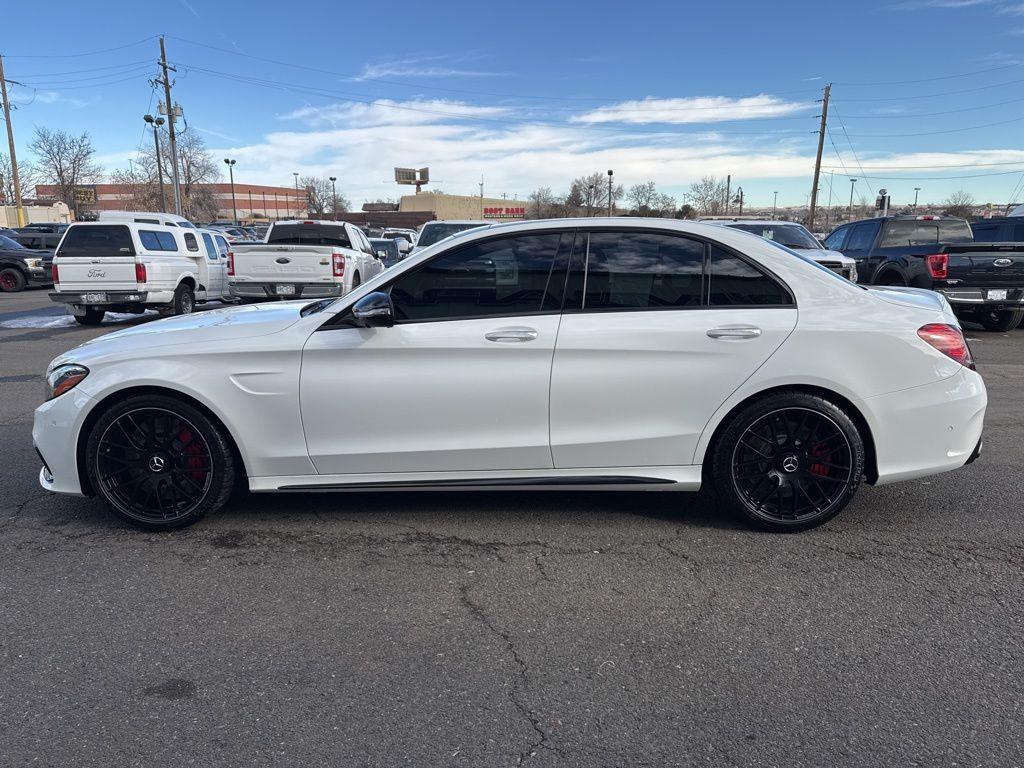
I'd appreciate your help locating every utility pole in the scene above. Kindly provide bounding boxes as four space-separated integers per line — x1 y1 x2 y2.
144 115 167 213
725 174 731 215
735 187 744 216
247 189 253 222
224 159 237 224
772 191 778 220
261 190 267 220
157 36 183 216
607 169 614 216
479 175 484 218
848 177 857 223
808 82 831 231
0 55 26 226
913 187 921 210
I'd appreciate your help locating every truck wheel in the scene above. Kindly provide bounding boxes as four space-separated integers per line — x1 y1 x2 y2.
75 307 106 326
979 308 1024 332
0 268 26 292
351 272 361 289
172 284 195 316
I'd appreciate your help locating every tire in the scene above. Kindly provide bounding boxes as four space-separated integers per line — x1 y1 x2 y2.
74 307 106 325
351 272 361 290
978 308 1024 332
84 394 236 530
710 391 865 532
0 267 26 292
172 284 195 316
874 272 905 287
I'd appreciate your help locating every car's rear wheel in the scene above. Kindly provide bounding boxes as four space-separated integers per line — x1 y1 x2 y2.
711 392 865 532
978 308 1024 332
74 307 106 325
85 395 236 530
172 284 195 316
0 267 26 292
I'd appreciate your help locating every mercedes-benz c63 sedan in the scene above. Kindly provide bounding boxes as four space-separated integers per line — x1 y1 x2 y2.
33 219 986 532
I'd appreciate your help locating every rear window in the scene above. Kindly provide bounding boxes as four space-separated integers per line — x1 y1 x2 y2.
56 225 135 258
417 223 485 248
727 223 821 249
267 223 351 248
139 230 179 251
880 219 973 247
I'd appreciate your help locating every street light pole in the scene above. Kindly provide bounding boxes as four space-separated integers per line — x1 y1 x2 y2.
848 178 857 222
913 187 921 210
247 189 253 223
329 176 337 220
144 114 167 213
607 170 614 216
223 158 237 225
772 191 778 220
587 183 595 217
293 172 300 217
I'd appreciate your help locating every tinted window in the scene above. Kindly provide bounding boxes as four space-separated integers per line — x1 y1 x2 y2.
390 233 565 322
845 223 877 251
824 227 848 250
880 219 972 247
572 231 704 310
728 223 821 249
215 236 229 257
267 222 351 248
0 234 25 249
184 232 200 252
201 233 218 260
370 239 401 267
139 230 179 251
417 223 486 248
708 245 791 306
1013 223 1024 242
56 225 135 258
971 222 1000 243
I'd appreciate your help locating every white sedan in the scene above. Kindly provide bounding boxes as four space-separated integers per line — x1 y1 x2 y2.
33 219 986 532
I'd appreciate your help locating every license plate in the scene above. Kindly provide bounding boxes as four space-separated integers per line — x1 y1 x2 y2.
276 284 296 295
988 289 1008 300
82 292 107 303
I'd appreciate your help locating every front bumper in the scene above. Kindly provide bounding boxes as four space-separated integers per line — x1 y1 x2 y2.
32 387 97 496
229 282 345 299
937 287 1024 307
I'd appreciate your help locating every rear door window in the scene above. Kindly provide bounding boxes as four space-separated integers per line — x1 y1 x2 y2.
138 230 179 251
56 225 135 258
824 227 848 250
201 233 218 260
845 223 877 251
707 245 792 306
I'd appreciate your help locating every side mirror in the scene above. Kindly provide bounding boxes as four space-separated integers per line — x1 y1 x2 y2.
351 291 394 328
396 240 411 254
376 250 388 259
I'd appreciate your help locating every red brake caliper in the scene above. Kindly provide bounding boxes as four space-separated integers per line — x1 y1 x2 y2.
178 425 207 483
809 442 830 478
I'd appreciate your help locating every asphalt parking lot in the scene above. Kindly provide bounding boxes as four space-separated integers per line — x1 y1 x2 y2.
2 288 1023 767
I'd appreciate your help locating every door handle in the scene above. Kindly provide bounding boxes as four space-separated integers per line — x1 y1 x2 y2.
485 328 538 343
706 325 762 340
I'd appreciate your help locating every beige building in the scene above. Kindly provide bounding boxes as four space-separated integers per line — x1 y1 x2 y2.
399 191 529 221
2 201 72 228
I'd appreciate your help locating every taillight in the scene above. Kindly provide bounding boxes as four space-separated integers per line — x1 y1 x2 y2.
918 323 975 370
227 251 234 276
51 263 59 284
332 252 345 277
135 262 147 283
926 254 948 279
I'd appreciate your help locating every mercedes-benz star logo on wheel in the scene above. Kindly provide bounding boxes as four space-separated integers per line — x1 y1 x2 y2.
148 456 166 473
782 455 800 473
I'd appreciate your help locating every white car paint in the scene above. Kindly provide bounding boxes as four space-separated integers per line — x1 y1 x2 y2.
34 218 986 521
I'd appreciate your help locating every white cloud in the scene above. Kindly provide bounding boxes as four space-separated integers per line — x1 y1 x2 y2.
355 55 503 81
571 96 814 125
281 99 510 128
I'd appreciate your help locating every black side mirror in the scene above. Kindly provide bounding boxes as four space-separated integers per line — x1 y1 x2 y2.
352 291 394 328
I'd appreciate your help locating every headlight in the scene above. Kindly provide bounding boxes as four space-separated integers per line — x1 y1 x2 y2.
24 258 43 269
45 364 89 401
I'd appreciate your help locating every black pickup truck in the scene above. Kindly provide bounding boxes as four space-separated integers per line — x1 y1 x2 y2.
824 214 1024 330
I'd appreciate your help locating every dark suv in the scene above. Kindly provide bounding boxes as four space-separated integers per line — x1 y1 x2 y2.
969 217 1024 243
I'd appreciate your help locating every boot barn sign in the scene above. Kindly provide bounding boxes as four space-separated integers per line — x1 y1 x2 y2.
482 206 526 219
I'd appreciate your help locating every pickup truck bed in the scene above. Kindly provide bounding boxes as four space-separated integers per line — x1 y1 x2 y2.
930 242 1024 330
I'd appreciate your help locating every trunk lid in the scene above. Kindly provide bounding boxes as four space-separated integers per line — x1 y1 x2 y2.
230 244 336 285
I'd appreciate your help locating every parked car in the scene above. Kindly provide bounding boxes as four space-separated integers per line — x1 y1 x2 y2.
968 217 1024 244
16 222 69 235
714 220 857 281
228 219 385 300
381 228 417 256
412 220 488 252
369 237 403 268
10 231 63 254
34 219 985 532
49 221 232 324
825 215 1023 331
0 234 52 292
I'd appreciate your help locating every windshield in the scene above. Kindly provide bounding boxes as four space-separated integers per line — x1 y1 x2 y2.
728 223 821 249
416 222 485 248
268 222 351 248
0 235 25 250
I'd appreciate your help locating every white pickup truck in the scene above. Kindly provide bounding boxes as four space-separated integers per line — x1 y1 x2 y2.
228 220 384 301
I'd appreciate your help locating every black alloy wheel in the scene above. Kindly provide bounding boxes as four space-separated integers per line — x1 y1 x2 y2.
712 393 865 531
86 396 236 529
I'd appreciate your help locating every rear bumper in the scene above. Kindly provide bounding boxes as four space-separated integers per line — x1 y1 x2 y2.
50 290 150 306
868 368 987 485
937 287 1024 307
229 281 345 299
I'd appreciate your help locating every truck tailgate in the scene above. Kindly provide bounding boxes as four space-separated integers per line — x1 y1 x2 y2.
946 243 1024 286
55 255 137 291
230 245 334 284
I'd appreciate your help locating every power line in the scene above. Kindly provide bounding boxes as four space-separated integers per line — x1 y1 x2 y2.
833 62 1019 86
11 59 153 78
18 63 158 87
821 158 1024 170
838 77 1024 102
2 36 158 59
834 94 1024 119
842 114 1024 137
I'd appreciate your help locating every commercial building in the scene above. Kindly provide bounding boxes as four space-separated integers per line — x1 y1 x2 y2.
1 201 71 227
34 183 308 221
399 191 529 221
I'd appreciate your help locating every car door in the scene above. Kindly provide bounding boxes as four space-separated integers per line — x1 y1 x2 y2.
201 232 225 297
841 221 880 279
549 229 797 469
300 230 572 476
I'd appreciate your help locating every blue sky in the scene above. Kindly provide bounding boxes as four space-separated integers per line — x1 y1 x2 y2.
4 0 1024 209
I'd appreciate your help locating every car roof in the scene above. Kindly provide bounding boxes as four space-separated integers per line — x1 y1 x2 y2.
424 220 489 225
718 220 806 227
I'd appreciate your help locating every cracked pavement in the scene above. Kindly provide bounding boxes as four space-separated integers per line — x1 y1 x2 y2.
2 290 1023 767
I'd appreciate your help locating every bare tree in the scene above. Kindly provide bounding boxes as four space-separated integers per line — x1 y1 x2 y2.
565 171 624 216
133 130 220 220
109 165 163 212
626 181 676 217
28 127 102 216
527 186 558 219
299 176 333 217
942 189 976 219
687 176 728 216
0 152 40 204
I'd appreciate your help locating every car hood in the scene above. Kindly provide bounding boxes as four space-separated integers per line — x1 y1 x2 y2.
794 248 854 264
57 301 309 364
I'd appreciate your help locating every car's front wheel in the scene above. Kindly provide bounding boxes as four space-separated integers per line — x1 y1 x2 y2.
711 392 865 532
0 267 26 292
85 394 236 530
